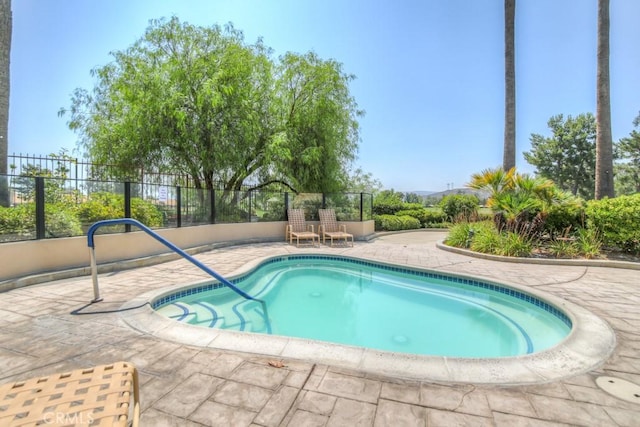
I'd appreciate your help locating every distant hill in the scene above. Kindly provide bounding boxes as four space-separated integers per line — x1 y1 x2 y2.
409 188 490 202
408 190 436 196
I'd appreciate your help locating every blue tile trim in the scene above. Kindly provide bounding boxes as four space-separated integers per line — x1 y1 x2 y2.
152 254 572 329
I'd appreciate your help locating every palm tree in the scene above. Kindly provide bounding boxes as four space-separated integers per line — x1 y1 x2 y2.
468 167 570 237
0 0 10 207
595 0 614 199
503 0 516 171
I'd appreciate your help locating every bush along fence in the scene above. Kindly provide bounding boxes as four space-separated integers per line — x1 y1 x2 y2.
0 174 373 243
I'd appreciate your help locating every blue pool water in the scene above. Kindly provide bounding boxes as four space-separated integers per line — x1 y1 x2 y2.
154 255 571 358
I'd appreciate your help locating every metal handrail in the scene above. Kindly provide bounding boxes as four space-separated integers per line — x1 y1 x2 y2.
86 218 271 333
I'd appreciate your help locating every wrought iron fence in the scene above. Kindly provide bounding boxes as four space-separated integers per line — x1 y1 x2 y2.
7 153 200 186
0 173 372 243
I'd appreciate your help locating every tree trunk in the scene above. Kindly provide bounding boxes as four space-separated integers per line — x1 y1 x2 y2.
595 0 614 199
0 0 11 207
503 0 516 171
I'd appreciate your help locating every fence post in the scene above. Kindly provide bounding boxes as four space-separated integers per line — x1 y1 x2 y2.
322 193 326 209
176 186 182 228
248 190 252 222
210 188 216 224
360 193 364 222
35 177 45 239
284 192 289 219
124 182 132 232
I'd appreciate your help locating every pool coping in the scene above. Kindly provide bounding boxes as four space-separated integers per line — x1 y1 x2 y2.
119 253 616 385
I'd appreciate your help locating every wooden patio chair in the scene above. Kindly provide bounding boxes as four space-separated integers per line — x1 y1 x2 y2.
318 209 354 247
286 209 319 247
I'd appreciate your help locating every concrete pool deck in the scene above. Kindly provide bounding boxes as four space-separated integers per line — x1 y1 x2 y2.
1 231 639 425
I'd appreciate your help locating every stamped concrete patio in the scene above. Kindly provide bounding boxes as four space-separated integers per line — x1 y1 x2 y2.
0 231 638 426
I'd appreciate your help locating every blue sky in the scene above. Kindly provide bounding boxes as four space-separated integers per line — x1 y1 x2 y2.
8 0 640 192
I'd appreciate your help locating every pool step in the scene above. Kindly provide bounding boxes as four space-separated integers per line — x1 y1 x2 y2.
157 302 224 328
157 300 270 333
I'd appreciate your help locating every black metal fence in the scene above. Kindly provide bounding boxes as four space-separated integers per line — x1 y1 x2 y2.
0 173 373 243
7 153 198 187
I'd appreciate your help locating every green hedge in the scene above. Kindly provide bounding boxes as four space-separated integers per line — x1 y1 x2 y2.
586 194 640 254
396 208 446 227
439 194 479 222
0 203 83 240
0 204 35 239
76 192 163 227
45 204 83 237
374 214 421 231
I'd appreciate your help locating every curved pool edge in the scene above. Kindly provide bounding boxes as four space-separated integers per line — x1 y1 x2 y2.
118 254 617 385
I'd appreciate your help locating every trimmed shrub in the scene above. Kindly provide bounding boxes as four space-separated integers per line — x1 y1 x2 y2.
439 194 479 222
0 204 35 240
544 201 585 238
586 194 640 254
372 191 405 215
374 214 421 231
396 207 446 228
77 192 163 228
45 205 83 238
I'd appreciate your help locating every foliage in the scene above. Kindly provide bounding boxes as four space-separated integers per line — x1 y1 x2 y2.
372 190 405 215
468 222 502 254
523 113 596 199
403 193 423 204
543 198 585 238
614 113 640 195
45 204 83 237
586 194 640 254
576 228 602 258
396 207 445 228
0 202 82 240
76 192 163 227
496 232 533 257
468 167 578 239
438 194 478 222
12 151 79 204
374 214 421 231
544 227 602 260
61 17 362 195
444 222 476 248
547 239 579 258
0 204 35 239
447 221 532 257
345 167 382 194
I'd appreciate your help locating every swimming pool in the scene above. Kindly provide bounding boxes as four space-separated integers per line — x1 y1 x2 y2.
154 255 571 358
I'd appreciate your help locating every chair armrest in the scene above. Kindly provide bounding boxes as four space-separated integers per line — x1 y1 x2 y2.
340 224 347 233
318 224 325 234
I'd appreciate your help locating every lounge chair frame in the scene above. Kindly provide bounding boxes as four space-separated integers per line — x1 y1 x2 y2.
319 209 354 247
286 209 319 247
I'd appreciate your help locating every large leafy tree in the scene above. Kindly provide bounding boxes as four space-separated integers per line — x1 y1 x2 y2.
0 0 10 207
61 17 362 196
595 0 614 199
270 52 361 193
614 113 640 194
524 113 596 199
503 0 516 171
